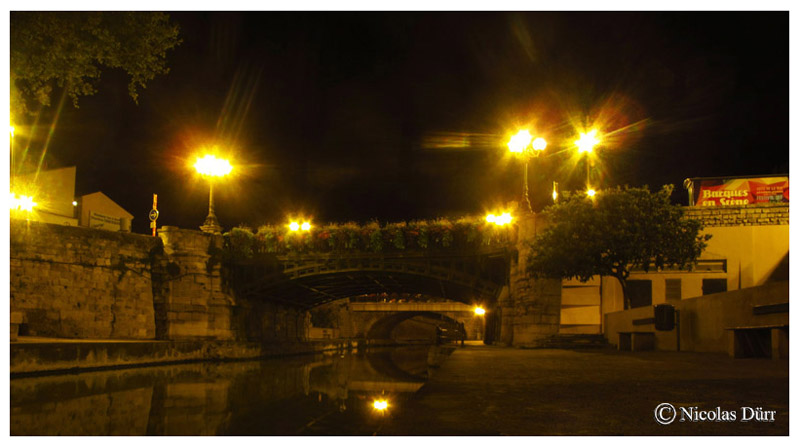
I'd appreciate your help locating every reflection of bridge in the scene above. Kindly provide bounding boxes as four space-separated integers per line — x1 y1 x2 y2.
230 250 512 309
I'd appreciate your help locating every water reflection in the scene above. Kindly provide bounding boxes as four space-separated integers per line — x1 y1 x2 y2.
11 345 451 435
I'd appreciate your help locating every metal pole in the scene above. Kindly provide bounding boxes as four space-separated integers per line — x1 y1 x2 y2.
208 181 216 219
676 309 681 352
523 159 532 213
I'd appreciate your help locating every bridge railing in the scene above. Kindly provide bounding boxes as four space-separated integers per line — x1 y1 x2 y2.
225 217 517 260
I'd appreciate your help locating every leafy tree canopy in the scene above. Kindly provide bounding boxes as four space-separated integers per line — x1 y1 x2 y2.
11 12 181 116
527 185 711 308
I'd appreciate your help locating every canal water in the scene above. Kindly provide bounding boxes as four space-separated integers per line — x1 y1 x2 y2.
10 345 453 435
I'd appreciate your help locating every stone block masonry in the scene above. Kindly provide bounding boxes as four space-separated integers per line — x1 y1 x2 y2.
685 203 788 227
10 220 310 346
497 213 562 347
10 219 159 339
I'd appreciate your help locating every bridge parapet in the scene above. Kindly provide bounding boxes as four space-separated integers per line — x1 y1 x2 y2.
349 302 474 312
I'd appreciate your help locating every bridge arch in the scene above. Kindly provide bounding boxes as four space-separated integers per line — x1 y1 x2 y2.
365 311 464 340
230 251 511 309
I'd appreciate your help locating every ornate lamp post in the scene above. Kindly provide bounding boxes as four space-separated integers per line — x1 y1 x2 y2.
508 130 547 213
193 154 233 234
575 129 601 194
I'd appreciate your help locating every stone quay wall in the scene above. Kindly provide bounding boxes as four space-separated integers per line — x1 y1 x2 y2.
685 203 789 227
10 219 160 339
9 221 309 345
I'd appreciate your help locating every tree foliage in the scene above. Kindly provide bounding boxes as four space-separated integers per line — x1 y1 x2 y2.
527 185 711 309
11 12 181 116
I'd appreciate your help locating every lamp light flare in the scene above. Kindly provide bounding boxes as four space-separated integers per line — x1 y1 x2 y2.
474 306 486 316
373 400 389 411
288 221 300 232
486 212 512 226
507 130 533 153
10 125 15 138
532 137 547 151
301 222 311 231
194 155 233 177
575 129 600 154
587 188 597 198
10 193 36 212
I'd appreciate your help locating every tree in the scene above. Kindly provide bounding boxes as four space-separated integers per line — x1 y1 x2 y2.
527 185 711 309
11 12 181 117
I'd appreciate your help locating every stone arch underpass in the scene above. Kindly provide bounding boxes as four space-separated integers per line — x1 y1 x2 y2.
362 311 466 340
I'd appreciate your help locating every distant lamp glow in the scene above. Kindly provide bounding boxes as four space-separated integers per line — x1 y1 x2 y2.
507 130 532 153
288 221 300 232
474 306 486 316
72 200 78 207
586 188 596 198
373 400 389 411
575 130 600 154
552 181 559 202
301 221 311 231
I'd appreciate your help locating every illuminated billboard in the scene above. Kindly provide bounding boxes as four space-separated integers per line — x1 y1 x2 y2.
685 176 789 206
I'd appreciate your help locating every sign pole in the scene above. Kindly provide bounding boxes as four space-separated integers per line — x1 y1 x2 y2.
150 194 159 237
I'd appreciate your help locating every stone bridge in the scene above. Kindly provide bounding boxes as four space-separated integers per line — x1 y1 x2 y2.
10 215 562 348
331 301 484 341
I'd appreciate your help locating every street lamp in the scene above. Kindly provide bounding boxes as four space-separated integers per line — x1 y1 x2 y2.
193 154 233 234
575 129 601 191
288 220 312 232
508 130 547 213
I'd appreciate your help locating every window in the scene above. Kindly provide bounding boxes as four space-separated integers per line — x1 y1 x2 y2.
702 278 728 295
627 280 652 308
665 279 681 301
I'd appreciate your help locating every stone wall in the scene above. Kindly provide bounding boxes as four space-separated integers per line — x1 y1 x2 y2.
604 280 788 353
498 213 562 347
685 203 789 227
9 221 310 344
10 219 159 339
156 226 235 340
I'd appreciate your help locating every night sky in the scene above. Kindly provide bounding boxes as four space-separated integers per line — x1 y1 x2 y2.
13 12 789 234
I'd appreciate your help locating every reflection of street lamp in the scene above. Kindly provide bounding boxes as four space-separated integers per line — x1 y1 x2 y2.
194 154 233 234
508 130 547 213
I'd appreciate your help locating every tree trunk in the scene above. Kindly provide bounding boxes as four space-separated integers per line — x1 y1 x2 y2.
615 276 631 310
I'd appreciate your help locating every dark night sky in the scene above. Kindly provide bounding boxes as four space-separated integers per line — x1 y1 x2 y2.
15 12 789 234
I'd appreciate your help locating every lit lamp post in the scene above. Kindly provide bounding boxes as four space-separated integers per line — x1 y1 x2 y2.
508 130 547 213
575 129 601 197
194 154 233 234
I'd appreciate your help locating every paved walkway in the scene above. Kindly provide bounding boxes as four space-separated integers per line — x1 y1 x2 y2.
380 345 789 435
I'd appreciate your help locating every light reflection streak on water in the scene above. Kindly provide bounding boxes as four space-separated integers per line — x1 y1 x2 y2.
10 345 449 436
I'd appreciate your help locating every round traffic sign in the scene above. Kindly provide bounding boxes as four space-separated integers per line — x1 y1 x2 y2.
149 209 159 221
